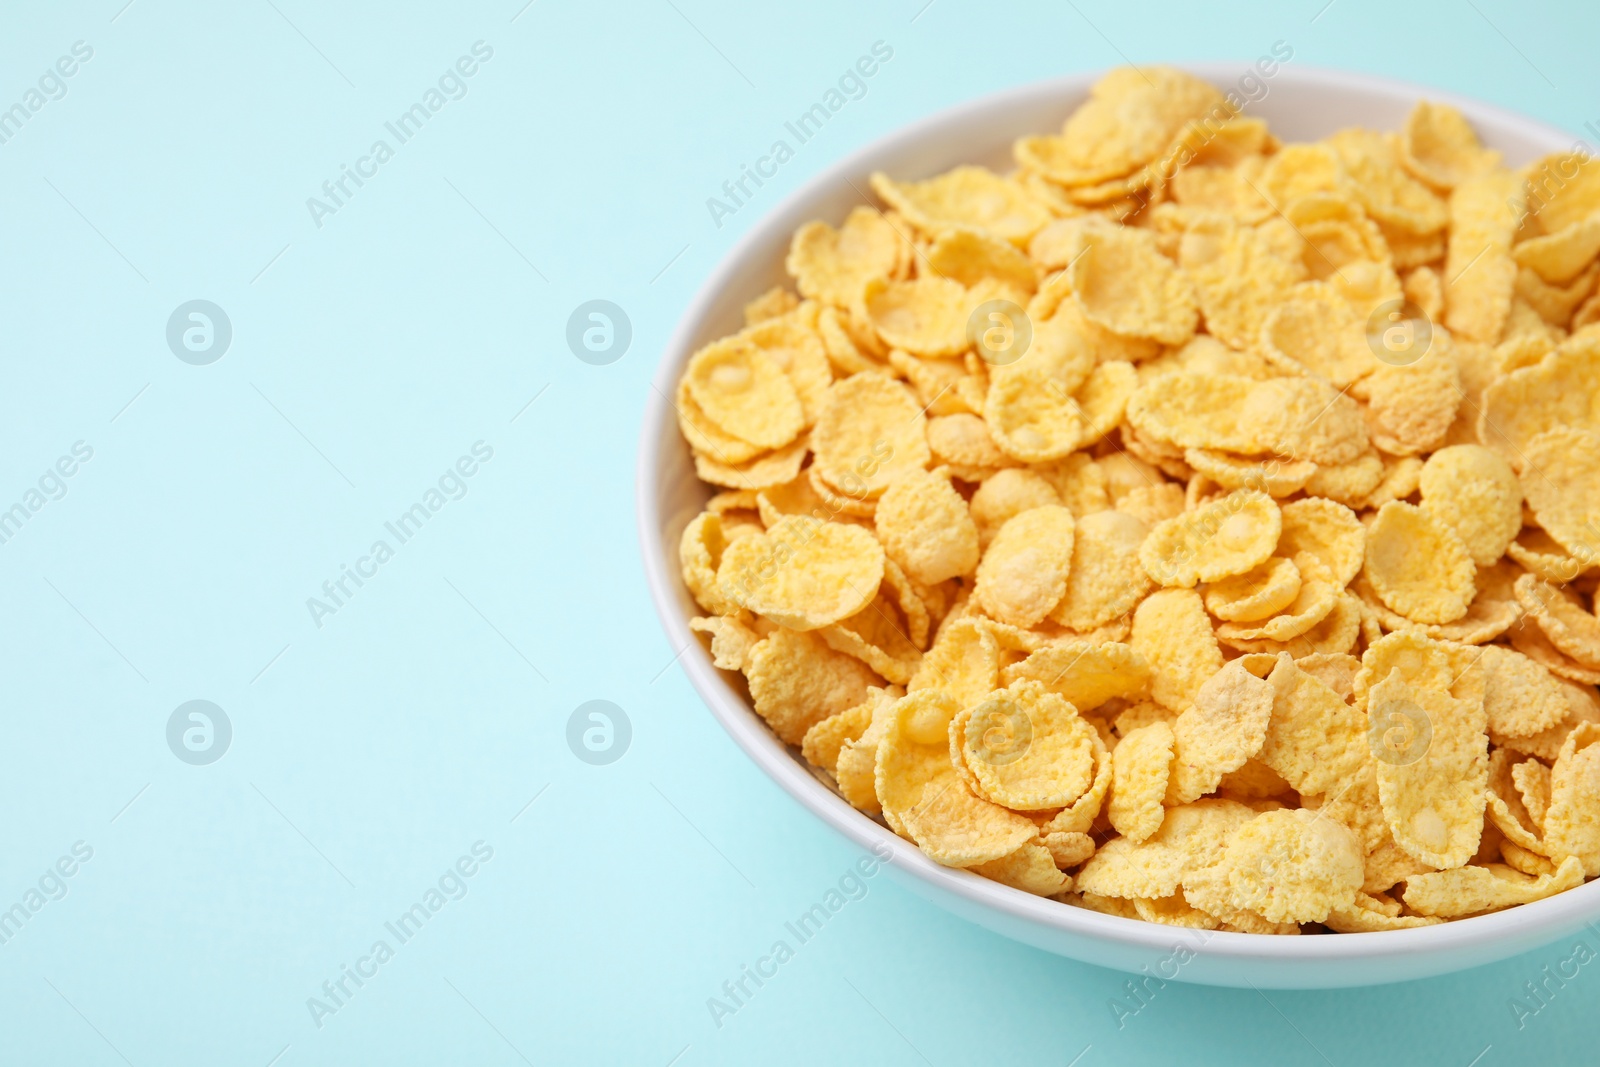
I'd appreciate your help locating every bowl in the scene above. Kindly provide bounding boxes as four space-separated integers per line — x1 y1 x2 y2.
636 63 1595 988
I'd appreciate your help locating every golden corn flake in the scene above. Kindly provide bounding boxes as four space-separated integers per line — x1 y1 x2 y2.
819 591 921 686
968 468 1061 547
676 378 768 466
1131 891 1221 930
970 840 1071 896
787 206 908 307
1524 153 1600 233
1166 660 1275 805
861 275 972 358
1544 723 1600 875
956 681 1098 810
1368 669 1489 869
1327 127 1449 236
811 372 931 499
925 412 1008 471
1205 556 1301 622
1074 833 1186 900
817 304 884 375
1354 629 1470 705
1507 527 1593 585
1082 797 1255 901
1514 757 1553 830
744 285 802 326
1044 830 1096 869
1258 653 1370 798
1362 502 1477 625
1042 731 1113 835
1110 721 1175 844
926 227 1038 293
1147 333 1277 382
870 165 1052 247
1515 575 1600 671
1215 559 1337 643
801 695 878 774
1481 338 1600 465
973 505 1076 628
885 348 970 418
1352 352 1462 458
1403 856 1585 917
1444 171 1522 343
983 322 1097 461
1127 372 1368 465
684 337 806 449
1417 444 1522 566
1277 498 1366 587
1365 455 1426 511
717 515 884 629
875 469 980 586
1178 215 1307 351
1516 264 1600 336
877 690 1039 865
1480 644 1572 739
693 434 810 491
1001 641 1153 712
1074 360 1139 447
680 510 741 616
1132 589 1224 712
1485 748 1546 854
1257 142 1346 210
834 686 899 813
1050 509 1152 631
1140 488 1281 588
1224 808 1364 923
1183 448 1316 497
1325 893 1443 932
908 617 1000 710
1016 67 1226 188
1399 101 1502 190
1221 590 1364 658
689 613 761 672
1302 450 1385 508
746 628 882 745
1078 797 1251 904
1520 426 1600 566
1068 225 1198 344
1118 481 1188 530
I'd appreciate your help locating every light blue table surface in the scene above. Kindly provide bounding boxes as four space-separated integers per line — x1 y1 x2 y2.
3 1 1598 1063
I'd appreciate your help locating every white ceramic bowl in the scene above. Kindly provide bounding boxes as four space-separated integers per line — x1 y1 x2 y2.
637 64 1596 988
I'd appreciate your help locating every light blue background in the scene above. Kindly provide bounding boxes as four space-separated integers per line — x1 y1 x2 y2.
2 1 1597 1063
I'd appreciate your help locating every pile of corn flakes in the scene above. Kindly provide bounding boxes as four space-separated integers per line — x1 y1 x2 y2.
675 67 1600 933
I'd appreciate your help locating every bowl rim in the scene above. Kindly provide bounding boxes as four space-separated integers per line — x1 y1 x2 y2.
637 62 1600 968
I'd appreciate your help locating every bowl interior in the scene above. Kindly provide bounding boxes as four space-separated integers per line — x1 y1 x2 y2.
638 64 1596 987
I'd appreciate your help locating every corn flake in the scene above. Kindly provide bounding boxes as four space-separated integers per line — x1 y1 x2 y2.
1224 808 1364 923
1110 721 1175 844
1165 660 1275 805
1001 641 1153 712
787 206 909 307
718 515 885 629
1140 488 1281 588
811 372 932 499
746 628 883 745
1050 509 1152 630
1544 723 1600 875
1368 668 1489 869
871 166 1052 247
956 681 1098 811
1363 502 1477 625
973 505 1076 627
